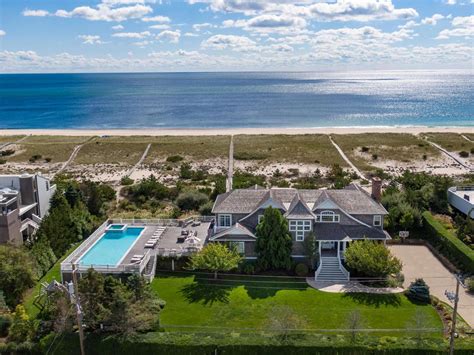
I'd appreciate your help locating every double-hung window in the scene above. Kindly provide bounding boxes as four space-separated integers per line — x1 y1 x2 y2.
218 214 231 227
373 215 382 227
258 215 264 224
234 242 245 254
289 220 311 241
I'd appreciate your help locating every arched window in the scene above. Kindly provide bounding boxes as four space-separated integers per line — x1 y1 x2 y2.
316 210 340 223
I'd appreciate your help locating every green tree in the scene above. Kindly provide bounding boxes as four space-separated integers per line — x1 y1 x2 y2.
0 246 35 308
176 190 209 211
255 207 293 270
303 232 318 268
188 243 242 279
344 239 402 278
8 305 33 343
78 269 110 330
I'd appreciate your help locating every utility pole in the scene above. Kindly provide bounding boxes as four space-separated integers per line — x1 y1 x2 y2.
445 277 460 355
71 264 86 355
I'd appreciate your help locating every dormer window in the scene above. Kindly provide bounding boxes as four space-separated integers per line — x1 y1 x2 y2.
218 214 231 227
373 215 382 227
316 210 340 223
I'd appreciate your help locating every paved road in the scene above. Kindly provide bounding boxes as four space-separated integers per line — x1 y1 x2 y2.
328 135 366 180
389 245 474 328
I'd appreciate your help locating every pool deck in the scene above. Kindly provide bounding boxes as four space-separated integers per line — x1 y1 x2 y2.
121 226 160 264
157 222 212 253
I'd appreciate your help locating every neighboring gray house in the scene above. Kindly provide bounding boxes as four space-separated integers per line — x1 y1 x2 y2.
448 186 474 218
0 174 56 245
210 178 389 281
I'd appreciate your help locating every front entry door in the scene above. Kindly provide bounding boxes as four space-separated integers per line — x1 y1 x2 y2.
321 241 336 250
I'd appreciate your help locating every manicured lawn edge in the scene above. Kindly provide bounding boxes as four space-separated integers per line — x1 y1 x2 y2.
38 332 474 355
421 212 474 273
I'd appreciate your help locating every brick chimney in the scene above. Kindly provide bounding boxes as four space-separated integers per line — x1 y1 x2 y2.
371 177 382 202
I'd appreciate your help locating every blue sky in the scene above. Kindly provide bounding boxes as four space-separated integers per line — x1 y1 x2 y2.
0 0 472 72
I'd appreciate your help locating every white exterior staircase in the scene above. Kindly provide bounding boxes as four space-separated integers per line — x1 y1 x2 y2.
315 256 350 282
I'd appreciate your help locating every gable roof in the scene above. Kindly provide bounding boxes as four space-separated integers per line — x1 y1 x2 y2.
285 192 315 219
313 223 389 241
209 223 256 241
212 186 387 216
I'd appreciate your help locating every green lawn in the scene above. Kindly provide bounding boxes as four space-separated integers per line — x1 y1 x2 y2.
152 272 442 336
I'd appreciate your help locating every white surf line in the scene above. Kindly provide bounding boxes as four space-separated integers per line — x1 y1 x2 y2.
120 143 152 184
461 134 473 143
328 135 366 180
55 137 95 176
0 135 30 150
226 135 234 192
424 138 473 172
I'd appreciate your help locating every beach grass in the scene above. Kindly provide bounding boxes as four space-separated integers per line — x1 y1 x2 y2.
0 135 25 144
331 133 440 172
152 272 442 337
463 133 474 141
422 133 474 153
5 142 78 163
233 134 347 166
74 137 149 165
22 135 91 144
145 135 231 163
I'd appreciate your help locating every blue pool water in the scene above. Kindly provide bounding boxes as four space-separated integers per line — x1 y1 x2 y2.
79 226 144 267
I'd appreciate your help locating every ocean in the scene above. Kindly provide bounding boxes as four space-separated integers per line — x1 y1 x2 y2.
0 70 472 129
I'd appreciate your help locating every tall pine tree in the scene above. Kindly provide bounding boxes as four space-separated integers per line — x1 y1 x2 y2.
255 207 293 270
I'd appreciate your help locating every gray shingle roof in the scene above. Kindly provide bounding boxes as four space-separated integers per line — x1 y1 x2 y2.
212 187 387 215
313 223 388 241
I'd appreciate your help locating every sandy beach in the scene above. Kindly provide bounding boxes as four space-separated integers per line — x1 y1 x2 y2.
0 126 473 137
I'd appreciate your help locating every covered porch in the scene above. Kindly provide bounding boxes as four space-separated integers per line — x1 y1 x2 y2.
318 237 352 259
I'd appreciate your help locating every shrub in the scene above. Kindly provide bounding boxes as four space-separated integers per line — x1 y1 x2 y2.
176 191 209 211
471 147 474 154
422 154 427 161
188 243 242 279
241 262 255 275
294 263 309 276
198 201 213 216
406 278 430 303
360 146 370 153
120 176 134 186
371 154 378 160
422 211 474 273
179 163 193 179
0 314 11 337
467 278 474 293
233 152 268 160
45 157 52 163
166 155 184 163
0 149 15 157
459 151 469 158
344 240 402 278
0 159 6 165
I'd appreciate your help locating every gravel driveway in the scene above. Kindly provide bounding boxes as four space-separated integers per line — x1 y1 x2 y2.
389 245 474 328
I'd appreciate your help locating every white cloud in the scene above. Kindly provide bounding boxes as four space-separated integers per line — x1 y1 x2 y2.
201 34 257 51
112 24 124 30
78 35 103 45
53 4 152 22
102 0 156 5
156 30 181 43
191 0 418 22
184 32 200 37
22 9 50 17
142 15 171 23
421 14 444 25
149 24 170 30
223 14 307 34
192 23 213 31
436 15 474 39
112 31 151 38
133 40 152 47
0 30 5 37
445 0 456 5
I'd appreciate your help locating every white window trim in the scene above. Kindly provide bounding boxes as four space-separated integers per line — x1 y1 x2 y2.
289 220 311 242
218 214 232 228
315 210 340 223
373 215 382 227
258 215 264 223
235 241 245 254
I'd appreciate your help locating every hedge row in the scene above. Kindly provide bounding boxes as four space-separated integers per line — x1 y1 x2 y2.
421 211 474 273
38 333 474 355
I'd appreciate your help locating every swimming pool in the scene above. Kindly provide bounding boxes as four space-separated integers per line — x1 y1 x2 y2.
79 225 144 267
